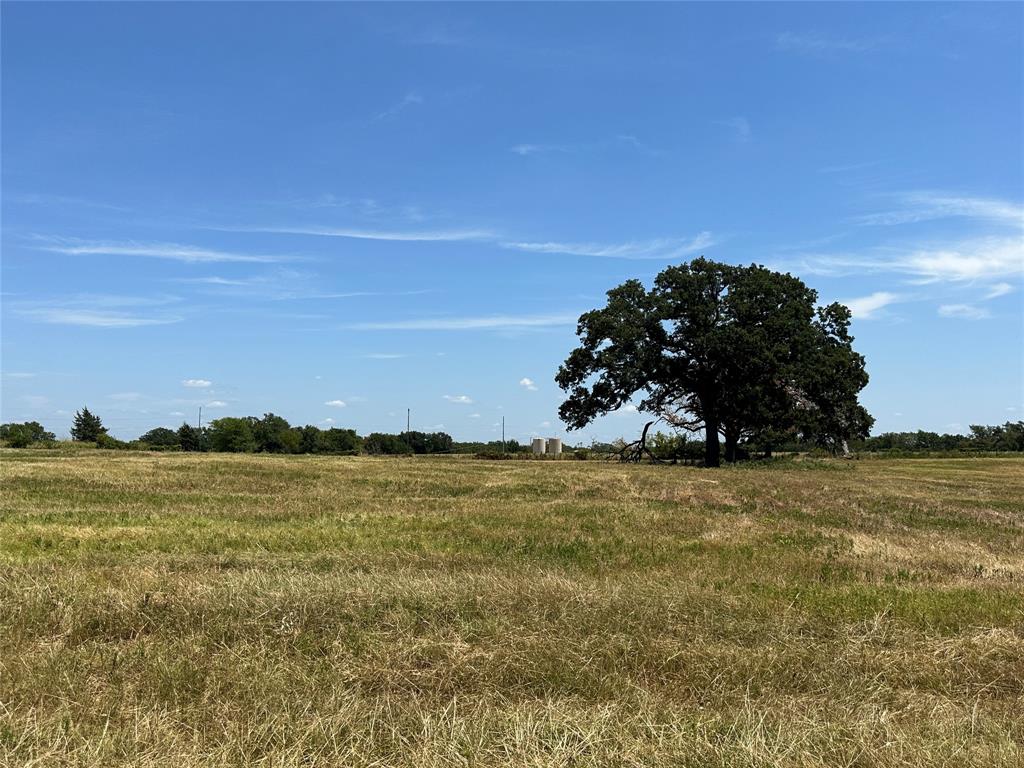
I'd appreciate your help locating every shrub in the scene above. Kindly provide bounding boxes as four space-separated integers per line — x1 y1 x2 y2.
96 433 129 450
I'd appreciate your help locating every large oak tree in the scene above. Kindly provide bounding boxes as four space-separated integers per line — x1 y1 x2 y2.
556 258 872 467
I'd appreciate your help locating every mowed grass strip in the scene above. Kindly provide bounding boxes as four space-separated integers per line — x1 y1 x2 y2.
0 451 1021 766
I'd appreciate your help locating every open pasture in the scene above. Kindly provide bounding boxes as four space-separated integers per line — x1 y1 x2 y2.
0 451 1021 766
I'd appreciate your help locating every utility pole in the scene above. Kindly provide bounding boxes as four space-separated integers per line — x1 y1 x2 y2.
501 416 505 456
198 406 202 431
405 408 411 451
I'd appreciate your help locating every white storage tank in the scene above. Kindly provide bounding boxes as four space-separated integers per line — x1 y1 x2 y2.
546 438 562 456
532 437 547 455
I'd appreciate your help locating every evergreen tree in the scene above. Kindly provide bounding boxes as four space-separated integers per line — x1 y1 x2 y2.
70 407 107 442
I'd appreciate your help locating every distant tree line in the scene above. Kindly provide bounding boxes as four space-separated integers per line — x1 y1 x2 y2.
595 423 1024 462
2 409 1021 458
0 408 511 455
853 424 1024 453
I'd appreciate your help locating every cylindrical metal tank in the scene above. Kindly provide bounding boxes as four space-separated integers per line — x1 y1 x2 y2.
532 437 547 455
546 438 563 455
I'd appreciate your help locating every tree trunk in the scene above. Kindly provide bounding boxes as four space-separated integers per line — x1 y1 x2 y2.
704 417 721 467
724 431 738 463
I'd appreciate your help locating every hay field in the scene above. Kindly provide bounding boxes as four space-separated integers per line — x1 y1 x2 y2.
0 450 1021 767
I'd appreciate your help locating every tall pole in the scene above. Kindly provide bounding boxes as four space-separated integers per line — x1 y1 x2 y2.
198 406 202 431
502 416 505 455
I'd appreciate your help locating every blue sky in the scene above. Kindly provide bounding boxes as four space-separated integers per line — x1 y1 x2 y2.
2 2 1022 442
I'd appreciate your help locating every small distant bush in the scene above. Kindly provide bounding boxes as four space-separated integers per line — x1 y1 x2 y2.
96 433 129 450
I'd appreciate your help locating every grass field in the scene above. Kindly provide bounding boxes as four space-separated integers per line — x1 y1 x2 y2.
0 450 1021 767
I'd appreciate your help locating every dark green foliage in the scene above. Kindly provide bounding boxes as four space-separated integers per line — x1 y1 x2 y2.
361 431 452 455
207 418 257 453
177 423 207 452
251 413 301 454
70 407 106 442
405 430 454 454
363 433 414 455
318 427 363 454
0 421 55 447
138 427 180 448
95 433 129 450
855 422 1024 454
968 422 1024 452
557 258 872 467
452 440 527 454
297 425 363 454
646 432 706 463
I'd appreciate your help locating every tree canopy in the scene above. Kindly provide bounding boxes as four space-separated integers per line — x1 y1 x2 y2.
70 407 107 442
556 258 873 467
0 421 55 448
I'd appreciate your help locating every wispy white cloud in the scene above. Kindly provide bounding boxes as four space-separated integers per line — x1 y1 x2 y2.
443 394 473 404
715 117 751 143
13 294 184 328
856 192 1024 227
205 400 228 408
791 236 1024 284
519 377 538 391
182 379 212 388
9 192 129 211
985 282 1015 299
174 270 432 302
511 143 571 156
502 231 715 260
817 160 882 174
374 91 424 121
346 313 577 331
325 399 347 408
108 392 143 401
938 304 991 320
35 237 288 263
468 413 481 418
776 31 880 54
219 224 493 243
510 135 663 157
898 237 1023 283
3 372 36 379
17 308 182 328
841 291 902 319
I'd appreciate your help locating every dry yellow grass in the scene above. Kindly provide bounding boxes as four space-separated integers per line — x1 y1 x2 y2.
0 450 1021 766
